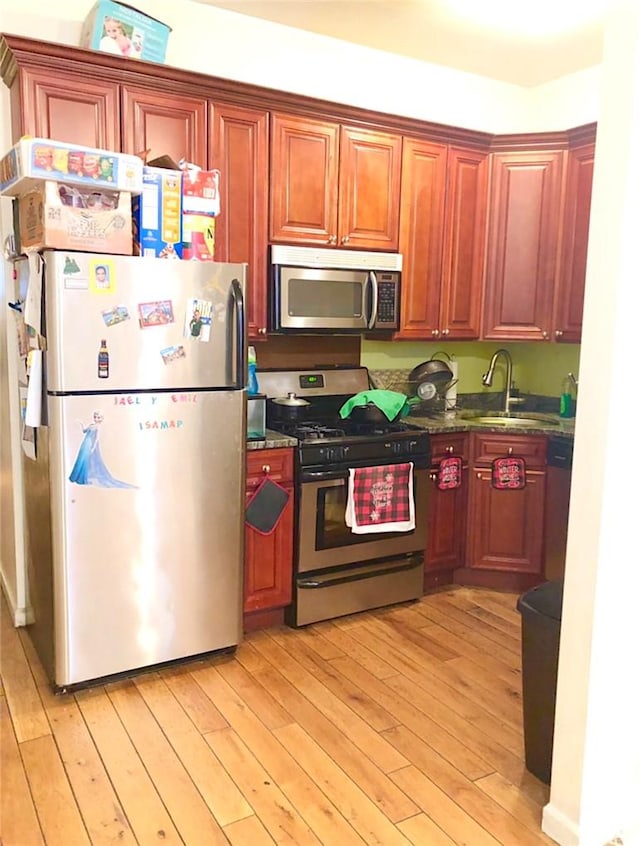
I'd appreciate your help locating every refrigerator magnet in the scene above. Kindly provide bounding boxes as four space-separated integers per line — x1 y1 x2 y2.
101 305 130 327
138 300 175 328
89 258 116 294
184 297 213 342
160 345 186 365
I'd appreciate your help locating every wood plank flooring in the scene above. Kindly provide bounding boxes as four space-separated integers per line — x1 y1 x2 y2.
0 586 556 846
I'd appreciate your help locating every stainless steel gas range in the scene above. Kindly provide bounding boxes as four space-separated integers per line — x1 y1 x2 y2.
259 367 431 627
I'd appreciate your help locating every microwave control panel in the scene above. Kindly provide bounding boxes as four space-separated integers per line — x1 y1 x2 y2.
376 274 399 328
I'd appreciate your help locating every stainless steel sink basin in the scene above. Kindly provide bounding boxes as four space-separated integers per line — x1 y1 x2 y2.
460 412 559 428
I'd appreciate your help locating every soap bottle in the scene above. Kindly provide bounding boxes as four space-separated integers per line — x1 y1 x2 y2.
559 373 576 418
247 345 259 395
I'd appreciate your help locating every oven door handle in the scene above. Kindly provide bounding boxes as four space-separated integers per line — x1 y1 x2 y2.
298 555 423 589
300 471 347 484
366 270 378 329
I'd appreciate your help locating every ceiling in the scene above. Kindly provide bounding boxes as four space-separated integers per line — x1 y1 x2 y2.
197 0 605 87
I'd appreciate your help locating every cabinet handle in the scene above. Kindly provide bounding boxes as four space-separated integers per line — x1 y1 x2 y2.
258 327 267 335
442 328 450 336
341 235 350 245
328 235 337 245
262 464 271 474
542 330 549 339
555 329 563 338
507 447 513 456
429 472 438 481
477 472 483 479
446 445 453 454
431 329 440 337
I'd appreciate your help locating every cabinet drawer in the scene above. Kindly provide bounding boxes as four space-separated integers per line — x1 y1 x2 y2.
430 433 469 464
246 448 294 487
471 433 546 469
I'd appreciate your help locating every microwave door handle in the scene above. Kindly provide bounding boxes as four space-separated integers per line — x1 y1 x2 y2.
367 270 378 329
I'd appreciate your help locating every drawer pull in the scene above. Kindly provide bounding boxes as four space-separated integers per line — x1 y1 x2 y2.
446 445 453 454
262 464 271 474
507 447 513 456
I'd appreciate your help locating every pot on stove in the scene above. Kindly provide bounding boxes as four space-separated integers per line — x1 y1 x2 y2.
269 392 311 424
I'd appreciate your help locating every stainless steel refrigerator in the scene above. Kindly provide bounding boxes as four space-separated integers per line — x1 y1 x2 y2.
22 251 247 689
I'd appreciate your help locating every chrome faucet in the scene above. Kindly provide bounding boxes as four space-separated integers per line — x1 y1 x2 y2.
482 349 521 413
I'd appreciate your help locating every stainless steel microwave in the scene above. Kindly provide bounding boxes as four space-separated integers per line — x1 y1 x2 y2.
270 245 402 333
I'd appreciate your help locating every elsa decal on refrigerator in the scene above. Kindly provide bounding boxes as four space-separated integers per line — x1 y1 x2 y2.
69 411 137 489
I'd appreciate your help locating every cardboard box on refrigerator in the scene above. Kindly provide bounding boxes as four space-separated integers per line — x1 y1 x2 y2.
182 167 220 261
80 0 171 64
132 165 183 258
16 180 133 255
0 137 143 196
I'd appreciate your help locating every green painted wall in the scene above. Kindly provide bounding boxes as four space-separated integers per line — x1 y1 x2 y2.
361 339 581 397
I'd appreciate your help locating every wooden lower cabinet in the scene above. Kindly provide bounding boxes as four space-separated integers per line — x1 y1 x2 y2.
459 433 547 590
424 433 469 588
244 448 294 630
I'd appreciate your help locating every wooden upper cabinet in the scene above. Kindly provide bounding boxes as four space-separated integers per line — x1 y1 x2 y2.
554 142 595 343
440 147 488 340
270 113 339 244
338 125 402 250
396 142 487 341
396 138 447 340
15 68 120 149
483 150 565 341
209 102 269 341
269 113 401 250
121 85 207 164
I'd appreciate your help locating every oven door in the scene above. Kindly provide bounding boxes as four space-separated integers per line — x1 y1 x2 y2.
297 464 428 575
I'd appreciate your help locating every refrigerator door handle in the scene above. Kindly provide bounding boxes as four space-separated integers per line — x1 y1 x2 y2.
229 277 246 389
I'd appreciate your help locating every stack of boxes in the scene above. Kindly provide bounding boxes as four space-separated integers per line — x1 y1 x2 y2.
131 155 220 260
0 137 143 255
0 138 221 262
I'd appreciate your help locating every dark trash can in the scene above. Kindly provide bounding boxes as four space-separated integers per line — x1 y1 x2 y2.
516 579 564 784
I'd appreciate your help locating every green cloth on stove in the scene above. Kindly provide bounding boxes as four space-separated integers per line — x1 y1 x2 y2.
339 390 410 421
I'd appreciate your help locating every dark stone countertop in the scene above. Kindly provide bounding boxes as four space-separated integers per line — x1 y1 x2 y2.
246 414 574 449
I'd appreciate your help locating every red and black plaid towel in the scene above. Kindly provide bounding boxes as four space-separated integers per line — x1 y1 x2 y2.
437 456 462 490
492 456 526 490
345 462 415 534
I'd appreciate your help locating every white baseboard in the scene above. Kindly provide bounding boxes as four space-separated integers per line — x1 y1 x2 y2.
543 802 640 846
543 803 580 846
0 568 32 626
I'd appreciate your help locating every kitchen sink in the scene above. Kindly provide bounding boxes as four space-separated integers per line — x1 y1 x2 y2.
459 412 560 428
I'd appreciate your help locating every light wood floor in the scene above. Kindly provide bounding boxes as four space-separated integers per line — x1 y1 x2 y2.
1 586 556 846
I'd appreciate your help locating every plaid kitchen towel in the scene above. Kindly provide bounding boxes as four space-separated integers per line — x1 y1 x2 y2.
345 462 415 534
437 455 462 490
492 456 526 490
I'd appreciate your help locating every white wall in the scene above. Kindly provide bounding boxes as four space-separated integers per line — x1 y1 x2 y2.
0 0 599 133
542 2 640 843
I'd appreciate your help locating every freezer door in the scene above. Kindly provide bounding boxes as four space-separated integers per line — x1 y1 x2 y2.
43 252 246 392
47 391 245 687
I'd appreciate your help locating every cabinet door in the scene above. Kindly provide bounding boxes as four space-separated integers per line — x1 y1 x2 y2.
440 147 488 340
210 103 269 341
554 143 595 343
396 138 447 340
426 471 468 572
483 151 565 341
121 86 207 164
244 487 294 612
339 126 402 250
17 68 120 148
244 449 294 613
270 113 339 245
426 433 469 573
467 469 545 574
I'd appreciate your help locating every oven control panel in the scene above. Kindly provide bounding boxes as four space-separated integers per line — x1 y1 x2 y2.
299 432 431 470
